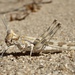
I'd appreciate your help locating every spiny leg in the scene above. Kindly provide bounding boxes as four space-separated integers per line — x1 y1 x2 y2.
36 23 61 49
30 44 34 57
33 20 58 45
42 23 61 47
33 20 57 46
44 23 61 41
33 20 61 50
40 19 57 39
48 23 61 41
41 23 61 45
42 20 59 40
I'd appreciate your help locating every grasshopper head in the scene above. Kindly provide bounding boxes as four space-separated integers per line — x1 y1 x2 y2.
5 29 19 46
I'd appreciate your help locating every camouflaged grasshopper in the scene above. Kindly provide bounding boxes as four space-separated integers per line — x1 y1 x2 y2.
1 15 75 57
0 15 61 57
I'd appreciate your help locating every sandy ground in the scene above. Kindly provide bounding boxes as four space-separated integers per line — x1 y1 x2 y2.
0 0 75 75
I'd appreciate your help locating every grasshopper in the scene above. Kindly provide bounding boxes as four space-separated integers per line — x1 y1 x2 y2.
2 16 75 57
0 15 61 58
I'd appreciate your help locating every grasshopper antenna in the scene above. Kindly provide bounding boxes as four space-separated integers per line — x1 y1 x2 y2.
0 15 9 58
1 15 9 32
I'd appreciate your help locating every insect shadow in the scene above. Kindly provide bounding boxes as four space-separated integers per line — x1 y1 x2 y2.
0 51 40 58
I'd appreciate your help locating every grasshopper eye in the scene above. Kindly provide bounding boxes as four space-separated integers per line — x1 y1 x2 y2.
5 29 19 46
